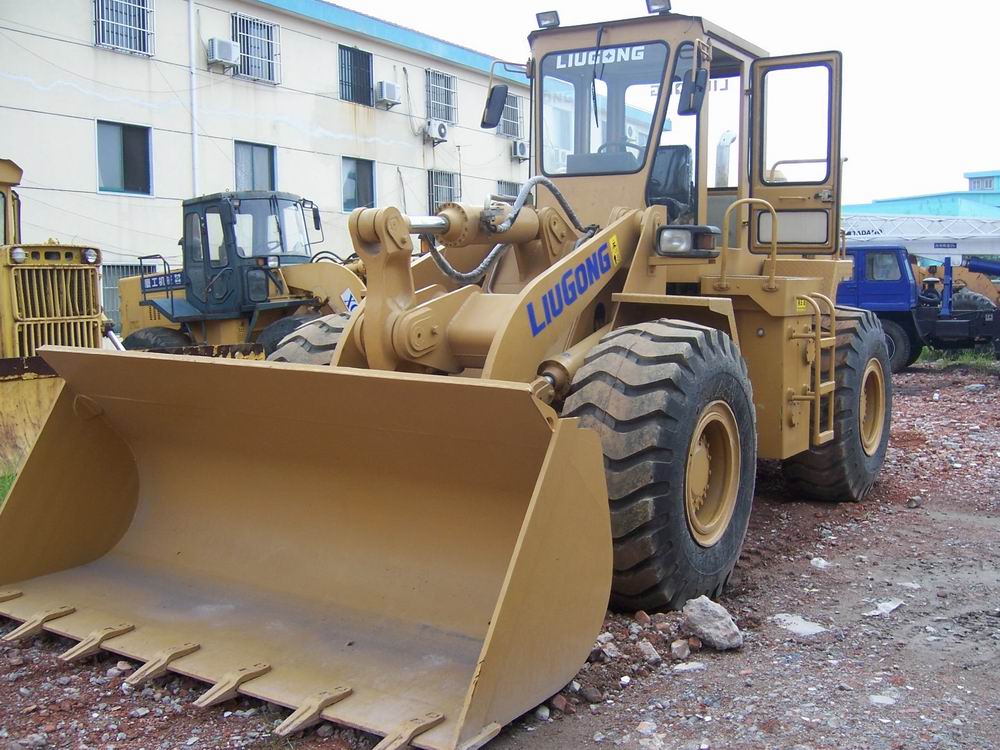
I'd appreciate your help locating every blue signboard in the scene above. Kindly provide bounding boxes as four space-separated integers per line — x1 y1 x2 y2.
141 271 185 292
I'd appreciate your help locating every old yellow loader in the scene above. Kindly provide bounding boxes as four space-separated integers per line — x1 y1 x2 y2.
0 10 891 750
0 159 106 473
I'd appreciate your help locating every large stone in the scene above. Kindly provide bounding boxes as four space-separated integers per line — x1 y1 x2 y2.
638 639 662 665
680 596 743 650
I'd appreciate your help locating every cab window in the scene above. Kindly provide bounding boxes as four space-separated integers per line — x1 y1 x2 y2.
205 209 226 266
866 252 901 281
185 212 203 262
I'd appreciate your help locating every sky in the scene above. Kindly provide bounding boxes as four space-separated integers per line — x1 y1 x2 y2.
335 0 1000 205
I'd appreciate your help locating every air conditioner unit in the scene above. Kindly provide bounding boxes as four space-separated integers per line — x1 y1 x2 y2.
626 124 637 141
511 140 530 162
207 38 240 68
424 119 449 144
375 80 400 108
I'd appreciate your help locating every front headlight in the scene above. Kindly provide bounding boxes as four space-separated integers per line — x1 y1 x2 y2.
656 229 693 256
83 248 99 264
10 247 26 264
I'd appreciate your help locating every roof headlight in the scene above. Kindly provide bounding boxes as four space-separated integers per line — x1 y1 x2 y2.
10 247 26 264
83 248 99 264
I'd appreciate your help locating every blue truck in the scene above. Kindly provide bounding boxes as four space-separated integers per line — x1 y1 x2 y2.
838 245 1000 372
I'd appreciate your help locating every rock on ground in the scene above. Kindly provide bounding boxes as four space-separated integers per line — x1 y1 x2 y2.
680 595 743 649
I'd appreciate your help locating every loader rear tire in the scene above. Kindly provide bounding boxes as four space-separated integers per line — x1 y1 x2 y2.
952 289 996 312
781 309 892 503
563 320 756 612
122 326 191 351
267 312 350 365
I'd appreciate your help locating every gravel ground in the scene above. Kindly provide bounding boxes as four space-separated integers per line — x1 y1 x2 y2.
2 363 999 750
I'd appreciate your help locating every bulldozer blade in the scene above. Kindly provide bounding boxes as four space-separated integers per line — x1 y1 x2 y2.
0 357 62 474
0 347 612 750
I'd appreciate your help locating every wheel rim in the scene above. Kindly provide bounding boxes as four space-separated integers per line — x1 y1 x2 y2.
859 357 886 456
684 401 740 548
883 332 896 361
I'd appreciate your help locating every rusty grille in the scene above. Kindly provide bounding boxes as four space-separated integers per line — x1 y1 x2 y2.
15 320 103 357
12 266 100 320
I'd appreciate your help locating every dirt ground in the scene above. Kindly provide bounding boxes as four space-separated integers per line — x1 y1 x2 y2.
2 364 998 750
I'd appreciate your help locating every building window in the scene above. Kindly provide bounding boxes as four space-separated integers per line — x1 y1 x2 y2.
339 46 373 106
231 13 280 83
496 180 523 201
970 177 995 191
97 121 151 194
343 158 374 211
428 170 460 212
95 0 154 56
235 141 275 191
499 94 524 139
426 70 457 123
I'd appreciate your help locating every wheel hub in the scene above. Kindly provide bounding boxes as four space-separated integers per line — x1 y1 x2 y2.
859 357 886 456
684 401 741 548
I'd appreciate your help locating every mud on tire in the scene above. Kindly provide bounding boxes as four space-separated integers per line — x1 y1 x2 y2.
782 308 892 502
267 312 350 365
563 320 756 612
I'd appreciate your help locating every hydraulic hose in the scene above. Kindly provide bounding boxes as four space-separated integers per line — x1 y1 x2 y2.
424 176 598 285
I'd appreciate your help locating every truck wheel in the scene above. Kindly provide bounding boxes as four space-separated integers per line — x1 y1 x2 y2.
879 319 910 373
255 313 319 355
122 326 191 351
267 313 350 365
951 289 996 312
782 309 892 502
904 343 924 368
563 320 756 611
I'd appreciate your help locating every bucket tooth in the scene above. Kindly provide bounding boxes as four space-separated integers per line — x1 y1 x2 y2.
373 712 446 750
0 590 22 603
58 622 134 662
2 605 75 642
274 687 353 737
126 643 201 686
192 662 272 708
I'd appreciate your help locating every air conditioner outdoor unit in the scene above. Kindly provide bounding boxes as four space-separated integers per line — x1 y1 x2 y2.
207 38 240 68
424 119 449 144
375 80 401 108
626 124 637 141
511 140 530 162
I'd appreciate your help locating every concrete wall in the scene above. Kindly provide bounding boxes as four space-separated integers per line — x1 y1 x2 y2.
0 0 530 265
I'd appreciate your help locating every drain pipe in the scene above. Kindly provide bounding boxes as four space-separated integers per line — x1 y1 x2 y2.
187 0 200 196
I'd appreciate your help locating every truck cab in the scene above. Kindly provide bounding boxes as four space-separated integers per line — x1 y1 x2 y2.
838 245 917 312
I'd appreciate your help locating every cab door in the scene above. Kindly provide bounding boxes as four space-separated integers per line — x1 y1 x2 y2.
749 52 842 254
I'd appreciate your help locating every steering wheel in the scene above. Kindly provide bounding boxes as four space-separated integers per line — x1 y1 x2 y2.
597 140 641 155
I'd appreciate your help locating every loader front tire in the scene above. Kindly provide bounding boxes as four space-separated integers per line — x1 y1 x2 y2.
122 326 191 351
256 313 319 355
267 312 350 365
563 320 756 612
781 309 892 503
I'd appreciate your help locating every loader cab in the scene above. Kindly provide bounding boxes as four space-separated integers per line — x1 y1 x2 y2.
503 13 843 260
179 191 319 317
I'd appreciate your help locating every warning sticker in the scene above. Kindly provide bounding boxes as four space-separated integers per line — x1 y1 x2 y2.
795 298 808 312
609 234 621 265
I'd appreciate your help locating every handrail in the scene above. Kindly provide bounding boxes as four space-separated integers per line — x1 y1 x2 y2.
715 198 778 292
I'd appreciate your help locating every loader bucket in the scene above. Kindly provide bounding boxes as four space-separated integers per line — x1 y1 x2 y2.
0 358 62 474
0 347 612 750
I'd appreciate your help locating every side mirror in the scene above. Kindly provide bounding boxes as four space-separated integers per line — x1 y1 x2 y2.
481 84 509 129
677 68 709 116
312 204 322 231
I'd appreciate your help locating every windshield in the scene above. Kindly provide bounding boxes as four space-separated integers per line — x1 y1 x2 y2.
540 41 669 176
232 198 311 257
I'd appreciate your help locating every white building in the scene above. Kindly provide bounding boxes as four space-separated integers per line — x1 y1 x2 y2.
0 0 530 321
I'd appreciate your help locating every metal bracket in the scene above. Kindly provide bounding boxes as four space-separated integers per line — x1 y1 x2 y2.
373 712 445 750
58 622 134 662
126 643 201 686
274 687 353 736
1 605 76 642
193 662 272 708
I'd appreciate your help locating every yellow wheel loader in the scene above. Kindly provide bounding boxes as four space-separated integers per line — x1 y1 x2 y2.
0 11 892 750
117 191 365 357
0 159 106 473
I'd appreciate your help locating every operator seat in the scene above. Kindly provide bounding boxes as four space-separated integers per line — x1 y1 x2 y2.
646 144 693 223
